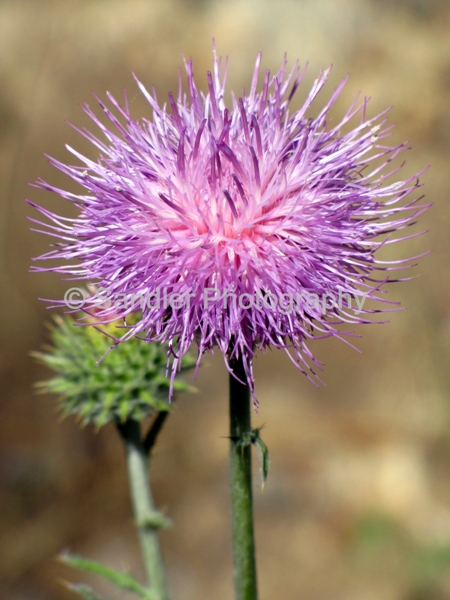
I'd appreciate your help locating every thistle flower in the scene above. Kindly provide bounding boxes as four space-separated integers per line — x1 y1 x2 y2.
29 48 428 402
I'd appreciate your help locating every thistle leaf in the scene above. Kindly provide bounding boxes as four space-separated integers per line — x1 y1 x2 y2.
60 554 154 600
65 583 105 600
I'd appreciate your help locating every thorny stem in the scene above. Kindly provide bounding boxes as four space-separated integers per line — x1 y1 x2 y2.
229 356 258 600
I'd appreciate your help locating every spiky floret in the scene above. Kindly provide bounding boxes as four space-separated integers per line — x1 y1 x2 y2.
33 315 195 427
29 49 428 403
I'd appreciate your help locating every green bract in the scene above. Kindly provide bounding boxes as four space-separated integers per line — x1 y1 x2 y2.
34 315 196 427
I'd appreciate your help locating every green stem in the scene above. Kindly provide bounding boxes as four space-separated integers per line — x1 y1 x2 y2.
143 411 169 455
229 356 258 600
117 419 170 600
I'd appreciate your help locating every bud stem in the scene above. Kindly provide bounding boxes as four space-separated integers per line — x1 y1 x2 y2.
117 418 170 600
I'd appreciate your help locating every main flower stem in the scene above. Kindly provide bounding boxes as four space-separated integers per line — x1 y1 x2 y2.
117 418 170 600
229 356 258 600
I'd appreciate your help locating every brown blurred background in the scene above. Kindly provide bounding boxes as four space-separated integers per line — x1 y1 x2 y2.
0 0 449 598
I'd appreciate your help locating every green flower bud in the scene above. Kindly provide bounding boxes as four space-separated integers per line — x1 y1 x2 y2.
33 315 196 427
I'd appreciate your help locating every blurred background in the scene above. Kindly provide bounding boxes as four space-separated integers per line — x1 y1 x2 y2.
0 0 449 598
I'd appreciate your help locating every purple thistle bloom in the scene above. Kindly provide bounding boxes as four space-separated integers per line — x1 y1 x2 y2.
29 48 428 404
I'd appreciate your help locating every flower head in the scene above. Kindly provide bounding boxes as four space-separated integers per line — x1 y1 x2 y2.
29 48 428 403
33 314 195 427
